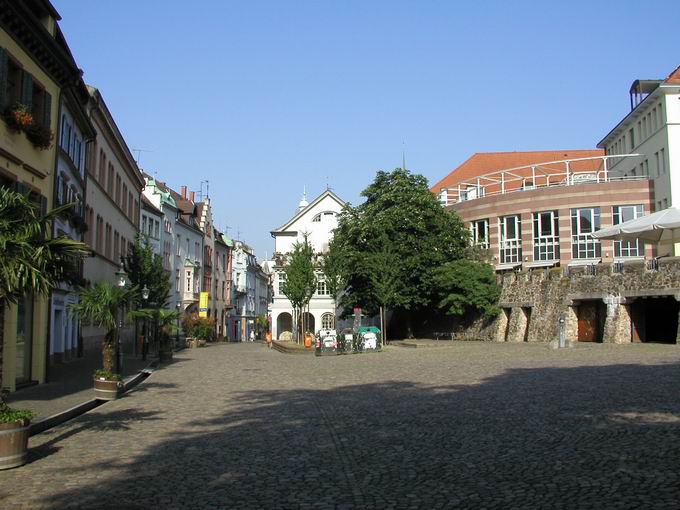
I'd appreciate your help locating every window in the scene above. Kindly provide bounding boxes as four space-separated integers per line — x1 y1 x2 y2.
571 207 601 259
312 211 337 222
660 148 666 174
316 277 329 296
113 231 119 262
107 164 114 195
99 150 106 184
154 220 160 239
122 184 128 215
128 191 133 219
628 128 635 150
176 269 181 292
499 215 521 264
105 223 112 259
533 211 559 261
176 234 181 256
321 313 335 329
195 242 200 260
96 215 103 253
3 50 23 107
115 174 121 204
471 219 489 249
278 272 287 295
142 215 147 234
186 270 192 293
613 205 644 258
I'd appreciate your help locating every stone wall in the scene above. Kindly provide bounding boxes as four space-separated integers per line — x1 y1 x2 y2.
458 258 680 345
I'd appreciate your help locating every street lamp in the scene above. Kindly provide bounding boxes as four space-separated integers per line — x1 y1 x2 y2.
114 262 128 374
141 285 149 360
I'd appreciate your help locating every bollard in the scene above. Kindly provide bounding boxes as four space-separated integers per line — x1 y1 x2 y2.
558 316 566 348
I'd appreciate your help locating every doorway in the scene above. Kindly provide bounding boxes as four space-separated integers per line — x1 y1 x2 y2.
577 301 605 342
630 297 679 344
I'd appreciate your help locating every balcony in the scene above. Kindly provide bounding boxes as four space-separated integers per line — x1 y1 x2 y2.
438 154 646 207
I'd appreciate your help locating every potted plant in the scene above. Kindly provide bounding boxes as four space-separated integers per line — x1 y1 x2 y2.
2 103 33 133
131 308 179 362
70 282 135 400
182 313 214 348
25 122 54 150
0 402 34 470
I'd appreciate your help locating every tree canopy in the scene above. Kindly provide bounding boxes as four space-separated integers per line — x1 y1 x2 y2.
333 168 470 316
433 259 501 319
282 238 316 312
122 234 170 307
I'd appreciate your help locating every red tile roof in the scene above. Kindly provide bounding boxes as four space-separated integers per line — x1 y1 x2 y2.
430 149 605 192
664 65 680 84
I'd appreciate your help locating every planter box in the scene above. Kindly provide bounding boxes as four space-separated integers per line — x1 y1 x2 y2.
93 378 122 401
0 421 30 470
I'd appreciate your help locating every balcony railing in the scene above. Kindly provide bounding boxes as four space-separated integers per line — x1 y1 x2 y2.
439 154 645 207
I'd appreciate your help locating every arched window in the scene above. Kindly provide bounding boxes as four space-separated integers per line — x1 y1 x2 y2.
312 211 337 222
321 313 335 329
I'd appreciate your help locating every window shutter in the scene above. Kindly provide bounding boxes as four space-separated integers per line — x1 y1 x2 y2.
0 48 8 111
43 91 51 127
21 71 33 108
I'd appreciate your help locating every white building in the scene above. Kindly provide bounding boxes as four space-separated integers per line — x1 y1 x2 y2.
598 65 680 213
268 189 346 340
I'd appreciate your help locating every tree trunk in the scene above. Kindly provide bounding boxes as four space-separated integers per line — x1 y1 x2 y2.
0 299 5 400
380 306 387 346
102 329 116 373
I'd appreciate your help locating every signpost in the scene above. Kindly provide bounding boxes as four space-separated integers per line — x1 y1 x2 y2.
199 292 209 318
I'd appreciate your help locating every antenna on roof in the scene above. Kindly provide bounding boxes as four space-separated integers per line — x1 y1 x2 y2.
131 148 152 165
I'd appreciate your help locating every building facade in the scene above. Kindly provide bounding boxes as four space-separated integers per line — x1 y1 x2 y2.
49 80 95 365
1 0 82 391
214 230 233 339
268 190 345 340
82 87 144 352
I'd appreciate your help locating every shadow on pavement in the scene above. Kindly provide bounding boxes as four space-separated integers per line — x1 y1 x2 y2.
30 362 680 508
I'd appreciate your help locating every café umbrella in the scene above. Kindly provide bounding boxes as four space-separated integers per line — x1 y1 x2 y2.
592 207 680 243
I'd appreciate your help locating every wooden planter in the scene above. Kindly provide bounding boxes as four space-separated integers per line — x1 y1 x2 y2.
93 378 122 401
0 421 30 470
159 348 173 362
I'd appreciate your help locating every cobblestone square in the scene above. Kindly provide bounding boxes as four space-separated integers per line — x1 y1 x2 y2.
1 342 680 509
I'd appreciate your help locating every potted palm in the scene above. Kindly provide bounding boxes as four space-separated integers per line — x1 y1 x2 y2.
70 282 135 400
0 188 89 469
0 402 34 470
131 308 179 362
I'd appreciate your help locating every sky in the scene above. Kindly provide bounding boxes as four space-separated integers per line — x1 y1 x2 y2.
53 0 680 258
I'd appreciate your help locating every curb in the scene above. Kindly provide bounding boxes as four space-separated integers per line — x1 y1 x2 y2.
28 359 159 437
271 341 314 355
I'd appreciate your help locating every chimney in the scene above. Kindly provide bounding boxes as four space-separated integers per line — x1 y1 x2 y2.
189 191 195 202
181 186 187 199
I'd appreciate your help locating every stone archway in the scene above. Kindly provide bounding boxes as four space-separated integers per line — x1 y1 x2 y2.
276 312 292 340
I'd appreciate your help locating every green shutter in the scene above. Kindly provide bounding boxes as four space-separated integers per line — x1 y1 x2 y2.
43 91 51 127
21 71 33 109
0 47 8 111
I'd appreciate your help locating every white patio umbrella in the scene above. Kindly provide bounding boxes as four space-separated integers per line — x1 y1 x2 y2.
592 207 680 243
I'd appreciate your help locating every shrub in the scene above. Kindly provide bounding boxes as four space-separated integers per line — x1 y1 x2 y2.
182 313 215 340
93 369 122 381
0 402 34 425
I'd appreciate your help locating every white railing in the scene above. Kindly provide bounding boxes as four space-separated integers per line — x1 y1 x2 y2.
439 154 645 207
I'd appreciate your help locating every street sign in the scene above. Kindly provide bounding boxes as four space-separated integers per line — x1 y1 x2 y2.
199 292 209 317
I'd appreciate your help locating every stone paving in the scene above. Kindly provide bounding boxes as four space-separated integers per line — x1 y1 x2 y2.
1 342 680 509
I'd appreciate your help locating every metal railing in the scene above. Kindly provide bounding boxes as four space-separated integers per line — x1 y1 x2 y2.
439 154 645 206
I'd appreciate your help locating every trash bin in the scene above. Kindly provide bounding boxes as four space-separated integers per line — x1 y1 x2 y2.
315 329 338 356
358 326 381 353
338 328 355 354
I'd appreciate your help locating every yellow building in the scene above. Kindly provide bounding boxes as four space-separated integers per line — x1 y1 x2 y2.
1 1 82 392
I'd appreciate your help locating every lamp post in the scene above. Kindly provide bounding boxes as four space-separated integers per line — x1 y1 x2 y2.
115 262 128 374
141 285 150 361
176 301 181 349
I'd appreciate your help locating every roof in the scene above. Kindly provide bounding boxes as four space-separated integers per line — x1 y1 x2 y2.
272 189 346 233
664 65 680 85
141 194 163 216
431 150 604 191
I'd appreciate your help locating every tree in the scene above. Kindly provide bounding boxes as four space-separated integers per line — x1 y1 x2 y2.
122 235 170 307
320 235 345 319
434 259 501 319
333 168 469 335
69 282 136 376
0 188 89 394
365 235 402 344
282 239 316 342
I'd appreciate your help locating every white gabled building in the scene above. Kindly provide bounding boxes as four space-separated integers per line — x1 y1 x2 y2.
269 189 346 340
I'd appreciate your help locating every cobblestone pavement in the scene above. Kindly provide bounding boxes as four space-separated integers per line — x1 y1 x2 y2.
1 342 680 509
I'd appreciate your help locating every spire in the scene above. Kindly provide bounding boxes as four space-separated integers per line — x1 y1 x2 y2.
298 186 309 211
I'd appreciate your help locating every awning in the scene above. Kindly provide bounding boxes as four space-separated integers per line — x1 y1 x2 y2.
593 207 680 243
524 260 558 268
495 262 522 271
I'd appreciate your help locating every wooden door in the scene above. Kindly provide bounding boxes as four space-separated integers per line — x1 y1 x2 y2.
577 302 599 342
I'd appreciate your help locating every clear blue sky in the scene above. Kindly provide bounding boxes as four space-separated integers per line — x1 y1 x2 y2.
53 0 680 257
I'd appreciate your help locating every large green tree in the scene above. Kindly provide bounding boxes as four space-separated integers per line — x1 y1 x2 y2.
122 235 170 307
333 168 470 334
0 188 89 392
320 235 345 320
433 259 501 319
282 238 316 342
